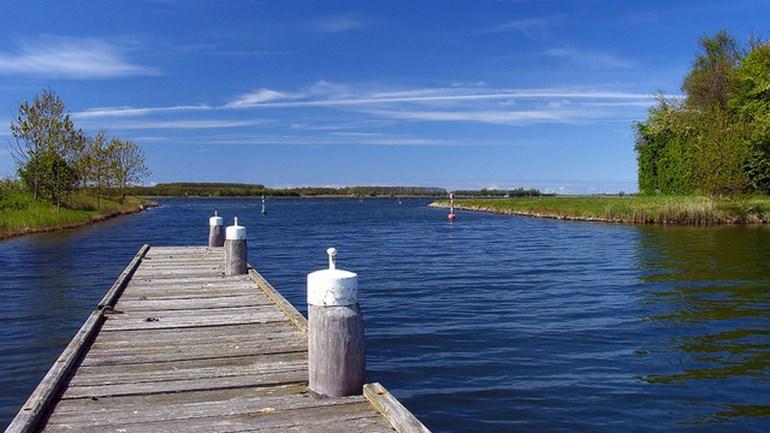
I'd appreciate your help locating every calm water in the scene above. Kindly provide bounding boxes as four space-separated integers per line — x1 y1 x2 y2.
1 198 769 432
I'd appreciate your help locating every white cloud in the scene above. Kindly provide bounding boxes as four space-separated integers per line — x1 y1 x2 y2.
543 48 637 70
225 89 290 107
0 36 158 79
363 108 596 125
71 81 661 132
74 105 211 119
224 84 654 108
480 15 564 39
80 119 269 130
311 15 365 33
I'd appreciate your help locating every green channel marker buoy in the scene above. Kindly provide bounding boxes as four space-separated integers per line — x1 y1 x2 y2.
261 194 267 216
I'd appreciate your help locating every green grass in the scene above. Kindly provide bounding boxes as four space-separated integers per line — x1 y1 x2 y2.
434 195 770 224
0 190 151 239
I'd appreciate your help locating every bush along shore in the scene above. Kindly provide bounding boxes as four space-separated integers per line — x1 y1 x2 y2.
430 196 770 225
0 187 156 241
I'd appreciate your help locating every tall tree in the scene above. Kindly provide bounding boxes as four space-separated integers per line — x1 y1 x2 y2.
85 130 111 209
9 89 84 211
682 30 743 110
108 138 150 203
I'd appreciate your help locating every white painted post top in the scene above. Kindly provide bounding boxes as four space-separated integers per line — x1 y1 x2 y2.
209 211 224 226
307 248 358 306
226 216 247 240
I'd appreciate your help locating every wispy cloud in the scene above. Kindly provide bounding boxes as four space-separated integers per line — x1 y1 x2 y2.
74 105 212 119
0 36 158 79
543 48 637 69
226 89 292 108
79 119 269 130
480 15 564 38
225 82 653 109
362 108 597 126
310 15 365 33
72 81 660 132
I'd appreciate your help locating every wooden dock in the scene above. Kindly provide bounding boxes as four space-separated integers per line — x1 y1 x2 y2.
6 245 430 433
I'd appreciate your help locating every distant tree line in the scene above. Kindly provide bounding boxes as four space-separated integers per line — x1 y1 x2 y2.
8 89 149 210
453 187 546 198
635 31 770 195
127 183 448 197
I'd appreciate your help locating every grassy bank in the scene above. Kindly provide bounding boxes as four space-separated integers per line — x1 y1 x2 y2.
0 190 155 240
431 195 770 224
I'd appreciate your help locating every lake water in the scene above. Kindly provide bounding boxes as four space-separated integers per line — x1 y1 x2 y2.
1 198 769 432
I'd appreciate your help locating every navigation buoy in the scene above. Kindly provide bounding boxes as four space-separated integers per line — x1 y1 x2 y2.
448 192 456 222
261 194 267 216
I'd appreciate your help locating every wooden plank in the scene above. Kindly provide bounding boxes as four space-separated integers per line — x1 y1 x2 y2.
88 322 300 345
115 294 272 311
250 269 308 335
5 245 150 433
70 352 307 386
61 369 307 399
364 383 431 433
51 383 308 413
79 340 307 366
47 389 368 426
42 401 389 433
100 310 288 331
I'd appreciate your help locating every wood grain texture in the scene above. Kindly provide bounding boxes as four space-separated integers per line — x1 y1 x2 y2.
225 239 248 275
249 269 308 335
308 304 365 397
364 383 432 433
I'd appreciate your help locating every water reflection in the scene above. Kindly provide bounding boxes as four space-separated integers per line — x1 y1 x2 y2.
636 225 770 425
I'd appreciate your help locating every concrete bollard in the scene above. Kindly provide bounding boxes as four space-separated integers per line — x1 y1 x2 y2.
208 211 224 247
307 247 365 397
224 217 247 275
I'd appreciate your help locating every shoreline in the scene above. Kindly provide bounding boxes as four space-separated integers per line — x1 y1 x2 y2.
0 201 158 242
429 202 627 223
430 197 770 225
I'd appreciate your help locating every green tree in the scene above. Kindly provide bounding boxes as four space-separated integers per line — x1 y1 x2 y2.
730 41 770 192
84 130 112 209
108 138 150 202
682 30 743 110
10 89 84 211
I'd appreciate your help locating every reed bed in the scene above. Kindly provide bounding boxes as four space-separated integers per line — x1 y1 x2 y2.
431 195 770 225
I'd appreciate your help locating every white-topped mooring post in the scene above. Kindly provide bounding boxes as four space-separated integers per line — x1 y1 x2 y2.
208 211 225 247
224 217 247 275
307 247 365 397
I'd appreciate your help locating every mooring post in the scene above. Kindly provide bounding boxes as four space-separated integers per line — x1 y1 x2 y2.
208 211 224 247
224 217 247 275
307 247 365 397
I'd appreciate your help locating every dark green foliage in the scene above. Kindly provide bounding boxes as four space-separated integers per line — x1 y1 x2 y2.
453 188 547 197
127 183 447 197
635 32 770 196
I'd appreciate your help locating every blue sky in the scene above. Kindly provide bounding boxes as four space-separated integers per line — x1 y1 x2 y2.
0 0 768 193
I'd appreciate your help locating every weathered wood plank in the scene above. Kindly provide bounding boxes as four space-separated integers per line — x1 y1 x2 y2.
62 369 307 399
364 383 431 433
47 389 366 426
5 245 149 433
115 295 272 311
79 340 307 366
90 322 300 345
100 310 288 331
250 269 308 335
70 352 307 386
42 401 389 433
